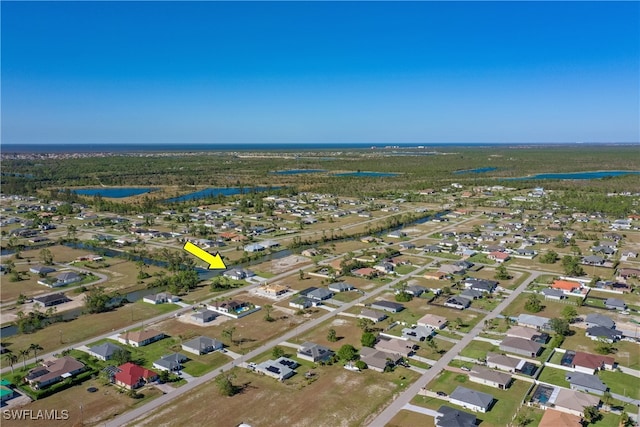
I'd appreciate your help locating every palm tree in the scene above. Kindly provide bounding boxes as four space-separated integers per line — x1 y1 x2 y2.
29 343 43 362
20 348 30 369
3 353 18 374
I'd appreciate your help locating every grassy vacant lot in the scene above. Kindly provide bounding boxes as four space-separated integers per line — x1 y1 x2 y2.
1 377 162 427
599 370 640 400
136 364 421 427
291 316 362 350
537 366 570 388
0 301 179 361
459 340 499 361
415 370 532 427
386 409 435 427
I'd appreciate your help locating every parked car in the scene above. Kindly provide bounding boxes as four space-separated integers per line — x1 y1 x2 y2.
436 391 447 397
461 366 471 372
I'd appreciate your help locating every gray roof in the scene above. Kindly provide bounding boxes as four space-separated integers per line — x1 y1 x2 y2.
297 342 334 361
89 342 123 359
182 336 222 353
605 298 626 308
586 326 622 340
450 386 494 409
461 289 483 299
517 314 551 329
566 372 607 392
500 337 542 354
154 353 188 370
328 282 353 292
307 288 333 300
585 313 615 329
436 406 477 427
371 300 405 311
541 288 565 297
56 271 81 281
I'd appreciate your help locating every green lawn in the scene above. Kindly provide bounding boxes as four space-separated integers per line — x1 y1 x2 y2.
591 413 626 427
395 265 417 275
598 370 640 400
458 340 499 361
537 366 570 388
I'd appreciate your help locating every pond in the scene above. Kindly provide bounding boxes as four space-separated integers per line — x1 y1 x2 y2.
454 167 497 174
70 188 155 198
165 186 280 203
271 169 327 175
332 171 399 177
508 170 640 180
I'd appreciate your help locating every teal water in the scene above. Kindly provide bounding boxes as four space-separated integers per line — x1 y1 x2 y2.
454 167 497 174
509 170 640 180
272 169 327 174
333 171 399 177
71 188 154 197
166 186 278 202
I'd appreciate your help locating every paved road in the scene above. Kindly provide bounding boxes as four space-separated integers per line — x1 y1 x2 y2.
367 270 543 427
106 262 435 427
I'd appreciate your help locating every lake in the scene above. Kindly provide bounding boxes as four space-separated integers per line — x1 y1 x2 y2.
271 169 327 175
454 167 497 174
509 170 640 180
70 188 154 198
165 186 279 203
333 171 399 177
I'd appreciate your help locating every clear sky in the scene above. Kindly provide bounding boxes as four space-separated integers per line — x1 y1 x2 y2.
2 1 639 145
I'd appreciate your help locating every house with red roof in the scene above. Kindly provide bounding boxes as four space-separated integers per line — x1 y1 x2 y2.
552 280 580 293
488 252 510 263
572 351 615 375
114 362 158 390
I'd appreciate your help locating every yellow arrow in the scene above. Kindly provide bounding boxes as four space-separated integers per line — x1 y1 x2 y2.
183 242 227 270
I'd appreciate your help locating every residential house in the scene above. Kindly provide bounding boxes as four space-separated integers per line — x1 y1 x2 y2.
565 372 607 395
572 351 615 374
499 337 542 358
399 242 415 250
38 271 82 288
143 292 180 305
461 289 484 300
359 347 403 373
486 352 523 373
468 366 512 390
417 314 448 330
29 265 56 275
604 298 627 311
87 342 124 361
506 326 549 343
402 325 434 342
449 386 494 413
114 362 158 390
33 293 70 307
307 288 334 301
297 342 334 363
541 288 565 301
190 309 218 324
244 243 265 253
370 300 404 313
181 336 223 356
438 264 466 275
551 280 580 293
463 278 498 293
374 336 414 357
551 388 600 417
289 296 314 310
328 282 354 293
358 309 388 323
586 326 622 343
516 314 551 331
538 409 582 427
435 406 476 427
117 330 165 347
582 255 606 266
25 356 85 389
444 296 471 310
585 313 615 329
223 268 254 281
405 285 426 297
488 252 510 263
255 357 298 381
153 353 188 372
352 267 378 278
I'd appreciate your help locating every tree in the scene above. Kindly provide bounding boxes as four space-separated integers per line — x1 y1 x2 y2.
394 291 413 302
427 338 439 354
327 328 338 342
299 269 305 280
215 370 237 396
28 343 43 362
549 318 571 336
524 294 543 313
562 255 585 276
583 406 600 424
494 264 510 280
336 344 358 362
361 332 376 348
272 346 285 359
84 286 112 313
602 391 613 409
355 360 367 370
454 317 465 330
222 326 236 346
111 348 132 365
513 408 533 427
66 224 77 240
357 318 374 333
20 348 30 369
561 306 578 323
39 248 54 265
595 338 616 355
3 353 17 374
619 411 631 427
539 250 558 264
263 304 274 322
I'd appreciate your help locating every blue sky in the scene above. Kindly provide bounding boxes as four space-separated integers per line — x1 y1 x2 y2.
2 1 639 144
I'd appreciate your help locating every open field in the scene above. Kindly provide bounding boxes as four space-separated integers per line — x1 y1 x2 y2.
386 409 435 427
1 377 163 427
135 364 421 427
560 330 640 370
0 301 179 362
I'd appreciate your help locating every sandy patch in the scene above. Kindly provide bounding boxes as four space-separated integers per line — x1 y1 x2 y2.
269 255 311 274
175 312 231 327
